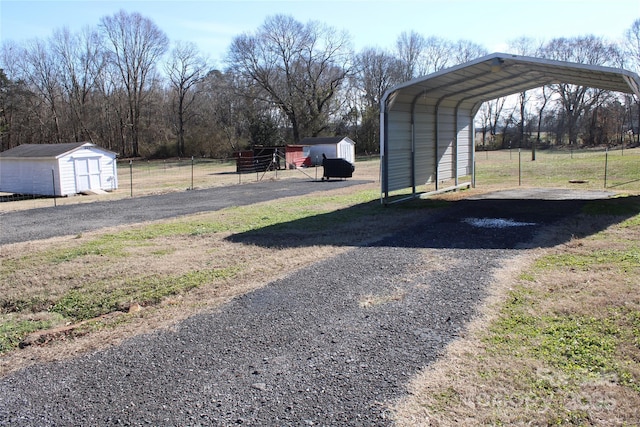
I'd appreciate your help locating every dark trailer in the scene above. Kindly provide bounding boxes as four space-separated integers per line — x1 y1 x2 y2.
322 157 355 181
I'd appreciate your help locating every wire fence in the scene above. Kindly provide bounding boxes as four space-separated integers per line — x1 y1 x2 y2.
1 149 636 211
473 146 640 191
120 154 312 197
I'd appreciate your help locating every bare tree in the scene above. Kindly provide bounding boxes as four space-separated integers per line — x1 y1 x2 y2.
0 42 39 149
422 36 454 73
100 10 168 157
508 37 542 158
396 31 426 80
353 47 403 152
51 27 105 143
477 97 512 149
227 14 352 143
166 41 208 156
19 38 64 143
450 39 487 64
196 70 250 155
541 36 621 146
356 47 402 109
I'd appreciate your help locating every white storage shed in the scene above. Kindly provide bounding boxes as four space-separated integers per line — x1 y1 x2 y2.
298 136 356 166
0 142 118 196
380 53 640 204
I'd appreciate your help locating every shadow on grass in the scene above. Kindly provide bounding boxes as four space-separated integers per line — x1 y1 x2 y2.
225 193 640 251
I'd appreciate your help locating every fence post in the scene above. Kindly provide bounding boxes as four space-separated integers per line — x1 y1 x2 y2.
191 156 194 190
129 160 133 197
604 147 609 188
518 148 522 186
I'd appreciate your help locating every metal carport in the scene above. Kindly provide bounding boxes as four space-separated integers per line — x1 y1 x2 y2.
380 52 640 204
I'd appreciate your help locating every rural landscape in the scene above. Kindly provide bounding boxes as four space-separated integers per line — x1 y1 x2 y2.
1 5 640 425
1 148 639 424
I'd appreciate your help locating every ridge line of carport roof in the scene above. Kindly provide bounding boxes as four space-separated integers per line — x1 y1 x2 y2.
382 52 640 110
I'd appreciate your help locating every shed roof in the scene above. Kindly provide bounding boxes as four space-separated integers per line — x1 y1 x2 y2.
0 142 116 159
298 136 354 146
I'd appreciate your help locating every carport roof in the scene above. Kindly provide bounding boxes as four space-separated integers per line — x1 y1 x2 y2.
383 52 640 111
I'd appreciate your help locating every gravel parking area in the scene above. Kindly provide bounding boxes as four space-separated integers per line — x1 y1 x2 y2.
0 178 370 245
0 189 611 425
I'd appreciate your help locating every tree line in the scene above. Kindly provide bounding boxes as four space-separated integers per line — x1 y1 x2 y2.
1 12 639 158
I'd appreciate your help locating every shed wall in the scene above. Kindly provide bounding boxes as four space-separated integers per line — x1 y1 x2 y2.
308 144 338 166
0 159 61 196
0 149 117 196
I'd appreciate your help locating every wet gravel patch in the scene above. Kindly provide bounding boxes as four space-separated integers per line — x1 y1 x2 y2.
0 194 596 425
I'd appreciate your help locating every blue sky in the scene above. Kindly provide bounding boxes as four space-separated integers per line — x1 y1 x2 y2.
2 0 639 65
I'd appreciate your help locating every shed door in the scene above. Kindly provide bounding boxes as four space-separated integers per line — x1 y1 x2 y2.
338 143 351 161
75 157 102 191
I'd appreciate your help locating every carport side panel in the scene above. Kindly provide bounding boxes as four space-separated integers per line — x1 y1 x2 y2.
385 109 415 193
456 109 473 179
436 104 457 183
413 101 437 185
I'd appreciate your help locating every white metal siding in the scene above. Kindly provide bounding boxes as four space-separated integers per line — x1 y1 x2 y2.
59 155 78 195
385 110 413 191
308 144 337 165
337 141 355 163
0 146 117 196
0 159 60 196
308 140 355 166
101 156 118 190
414 102 436 185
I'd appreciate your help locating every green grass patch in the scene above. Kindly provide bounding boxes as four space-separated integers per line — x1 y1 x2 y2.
51 267 238 321
0 313 63 353
475 148 640 190
534 316 619 376
534 247 640 272
487 286 634 387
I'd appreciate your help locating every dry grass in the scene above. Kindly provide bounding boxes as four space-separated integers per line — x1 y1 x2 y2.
2 152 640 424
0 159 361 212
392 202 640 425
0 158 427 376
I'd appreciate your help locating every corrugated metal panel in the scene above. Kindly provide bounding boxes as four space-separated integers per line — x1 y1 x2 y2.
380 52 640 203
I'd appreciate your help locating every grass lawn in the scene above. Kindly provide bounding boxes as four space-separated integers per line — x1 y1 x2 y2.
1 149 639 423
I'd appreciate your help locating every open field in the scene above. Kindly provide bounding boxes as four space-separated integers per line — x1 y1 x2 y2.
2 147 637 212
1 148 639 423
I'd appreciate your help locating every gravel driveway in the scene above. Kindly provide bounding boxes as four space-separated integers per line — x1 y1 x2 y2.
0 178 370 245
0 187 612 425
